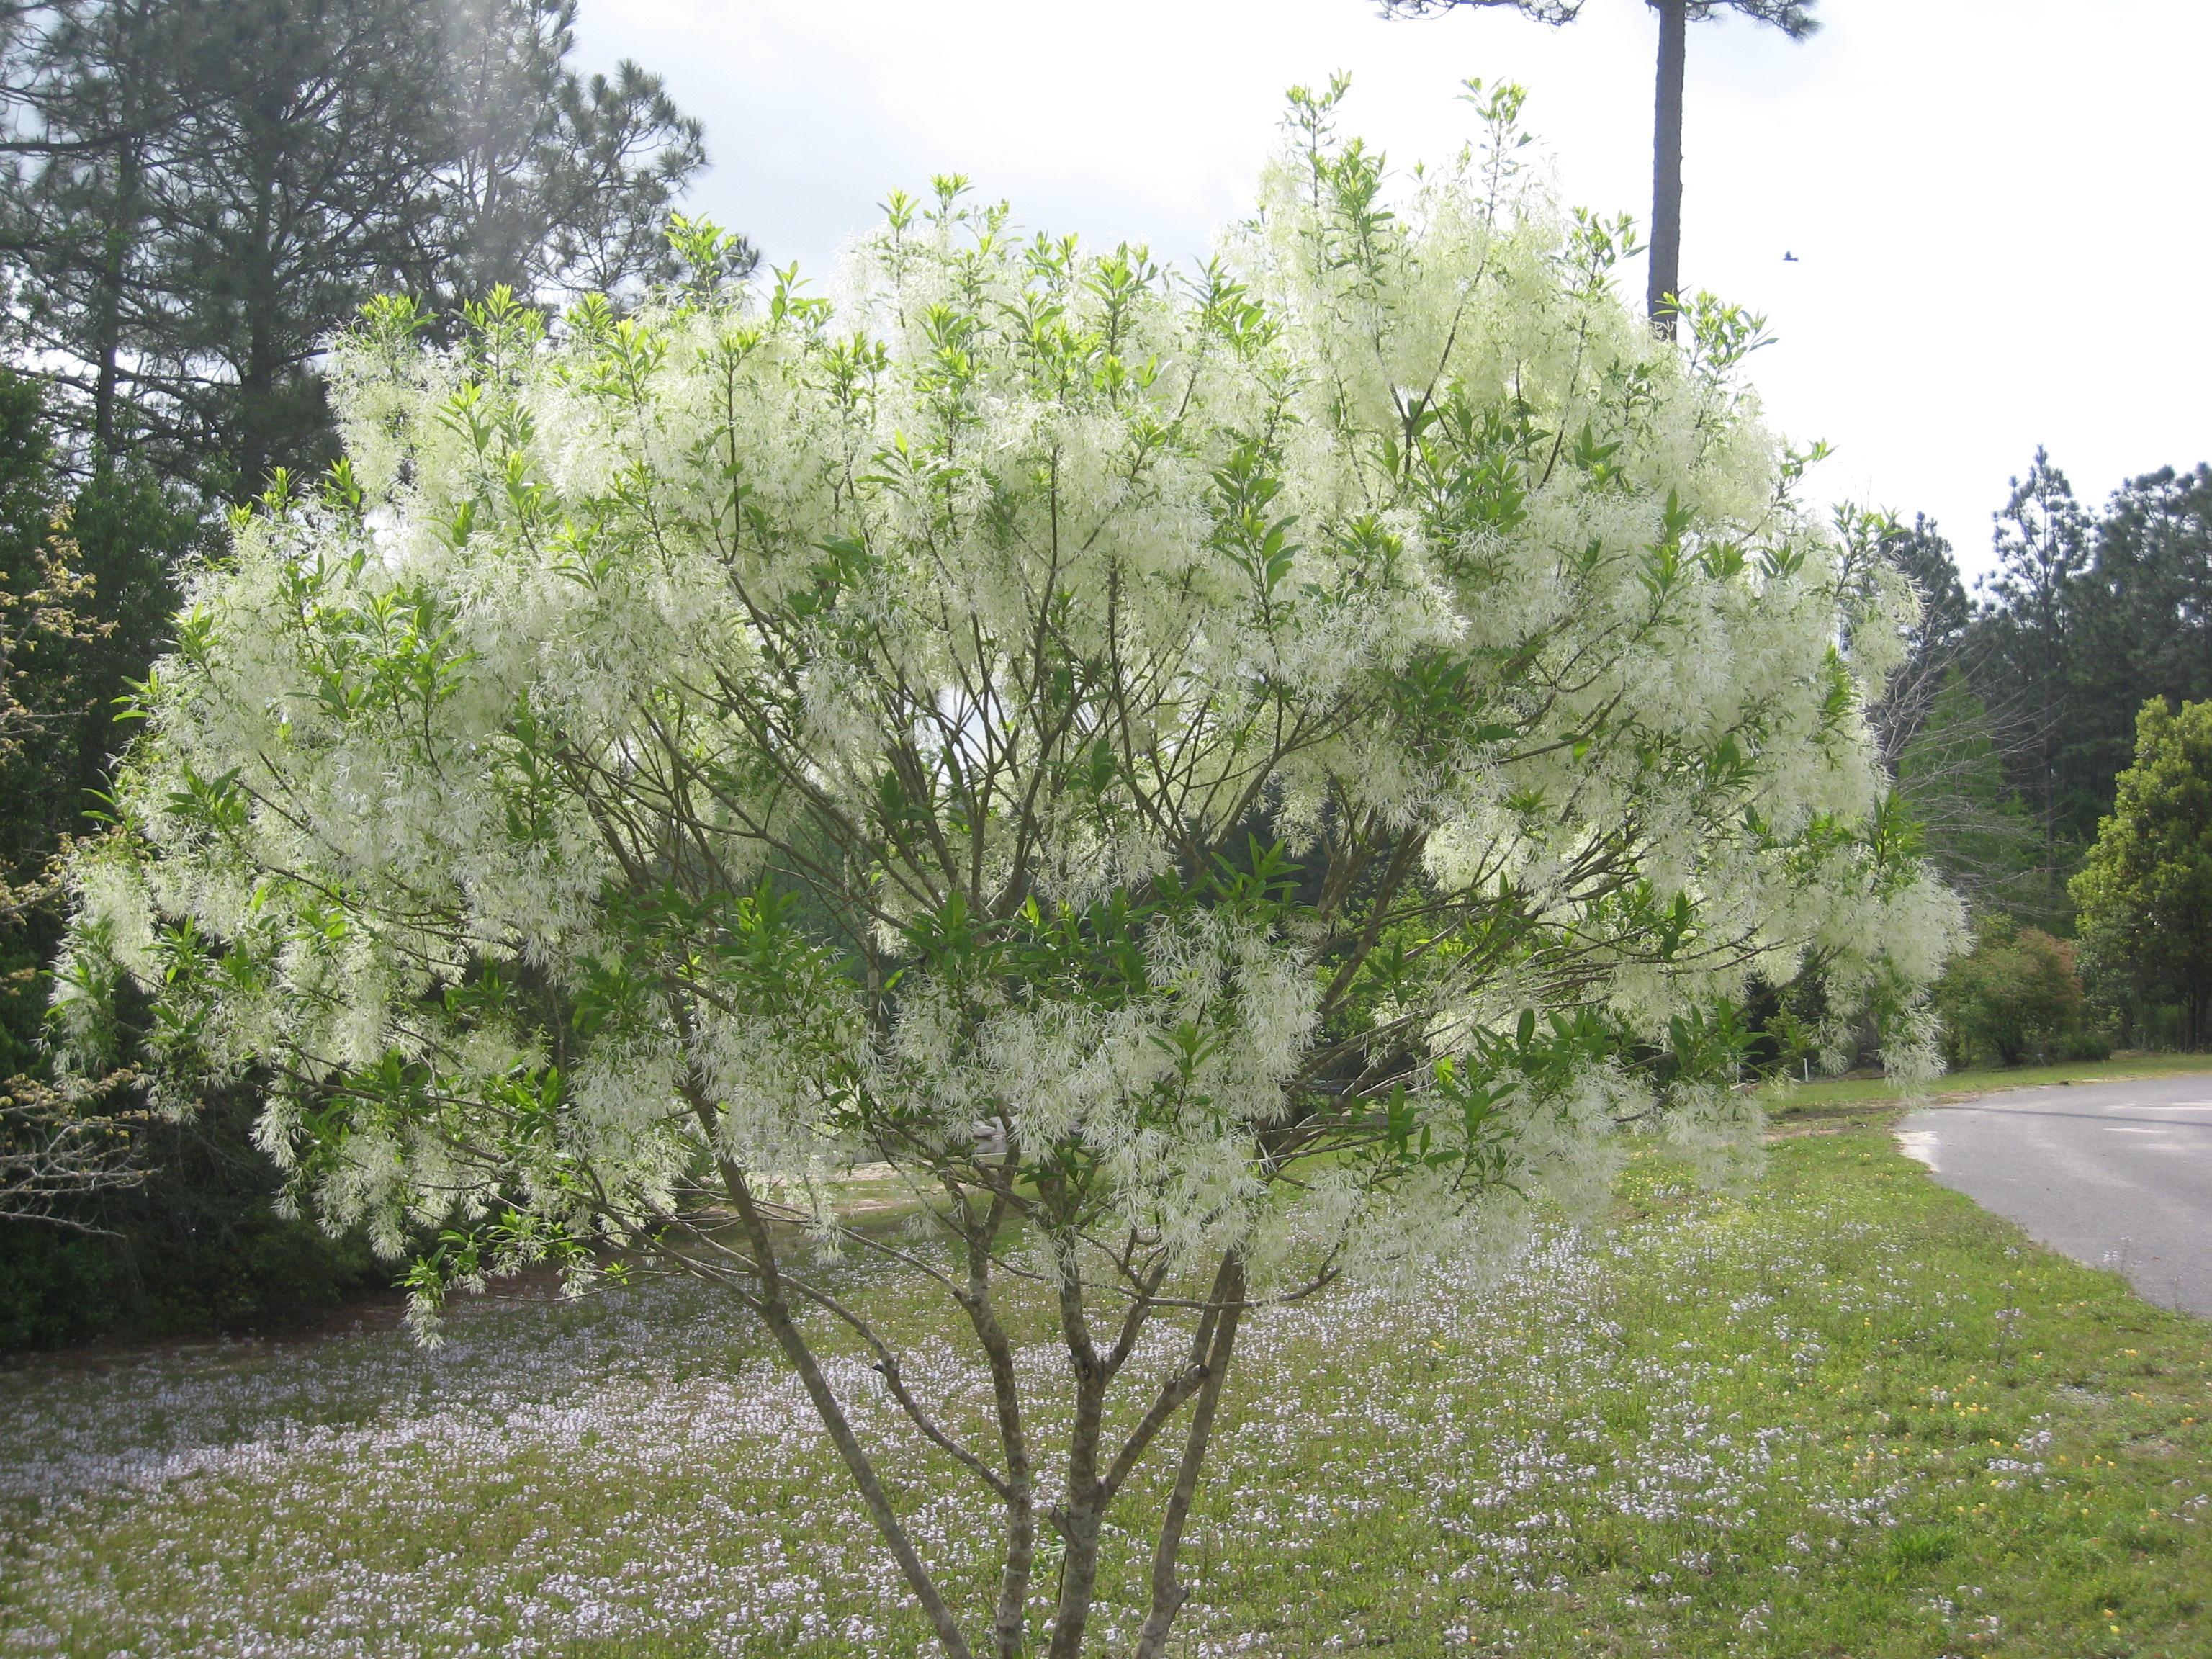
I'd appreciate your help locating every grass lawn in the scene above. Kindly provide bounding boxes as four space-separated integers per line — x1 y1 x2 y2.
1764 1051 2212 1118
3 1112 2209 1656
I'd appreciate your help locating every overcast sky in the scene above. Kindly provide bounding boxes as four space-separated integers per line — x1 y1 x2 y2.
576 0 2212 582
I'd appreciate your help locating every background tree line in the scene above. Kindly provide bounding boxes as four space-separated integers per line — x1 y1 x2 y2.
1874 451 2212 1063
0 0 739 1348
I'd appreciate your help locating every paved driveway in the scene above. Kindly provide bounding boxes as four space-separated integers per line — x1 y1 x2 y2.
1896 1071 2212 1317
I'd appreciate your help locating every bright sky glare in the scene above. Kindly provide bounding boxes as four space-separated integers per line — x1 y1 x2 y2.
577 0 2212 582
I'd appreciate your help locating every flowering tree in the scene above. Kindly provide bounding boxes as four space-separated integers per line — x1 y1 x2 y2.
55 85 1954 1658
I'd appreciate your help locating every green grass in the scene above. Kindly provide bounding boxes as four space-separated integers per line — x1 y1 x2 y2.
4 1118 2210 1657
1179 1124 2212 1658
1764 1051 2212 1118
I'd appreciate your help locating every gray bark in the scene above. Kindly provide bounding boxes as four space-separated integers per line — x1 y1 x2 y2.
1647 0 1687 335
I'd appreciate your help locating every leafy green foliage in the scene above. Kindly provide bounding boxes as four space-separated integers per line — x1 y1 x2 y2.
1930 455 2212 935
0 370 189 1076
1859 465 2212 1030
0 1087 383 1352
1935 923 2087 1069
0 369 363 1349
2072 698 2212 1049
2072 468 2212 831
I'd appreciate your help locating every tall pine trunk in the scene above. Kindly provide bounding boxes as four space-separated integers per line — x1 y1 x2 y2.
1647 0 1687 336
91 139 142 469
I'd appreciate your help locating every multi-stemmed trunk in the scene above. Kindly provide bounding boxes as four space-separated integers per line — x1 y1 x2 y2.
686 1107 1254 1659
1044 1250 1247 1659
1647 0 1688 336
1130 1258 1245 1659
1045 1345 1113 1659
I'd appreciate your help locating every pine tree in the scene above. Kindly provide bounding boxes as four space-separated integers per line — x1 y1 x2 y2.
0 0 719 498
1867 513 2039 916
0 0 214 466
141 0 451 495
428 0 724 317
1375 0 1819 333
1894 668 2041 917
1868 512 1969 767
2070 464 2212 824
1972 446 2092 922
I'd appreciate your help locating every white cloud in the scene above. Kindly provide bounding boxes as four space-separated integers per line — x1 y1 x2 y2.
578 0 2212 578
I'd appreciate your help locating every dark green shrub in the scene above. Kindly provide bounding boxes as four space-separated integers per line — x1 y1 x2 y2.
1936 924 2087 1068
0 1224 125 1349
2058 1028 2113 1062
0 1087 385 1353
0 371 356 1354
2072 698 2212 1050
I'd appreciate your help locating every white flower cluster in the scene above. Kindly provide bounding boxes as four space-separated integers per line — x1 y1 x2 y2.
54 90 1959 1300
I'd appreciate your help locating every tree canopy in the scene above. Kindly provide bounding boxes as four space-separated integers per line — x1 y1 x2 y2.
2072 698 2212 1049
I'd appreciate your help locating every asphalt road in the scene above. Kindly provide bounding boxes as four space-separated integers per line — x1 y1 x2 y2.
1896 1071 2212 1318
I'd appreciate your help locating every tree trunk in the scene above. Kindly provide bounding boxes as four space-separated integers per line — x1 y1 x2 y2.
957 1205 1038 1659
1046 1353 1111 1658
1132 1253 1246 1659
1647 0 1688 337
91 138 143 469
726 1169 976 1659
680 1069 976 1659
